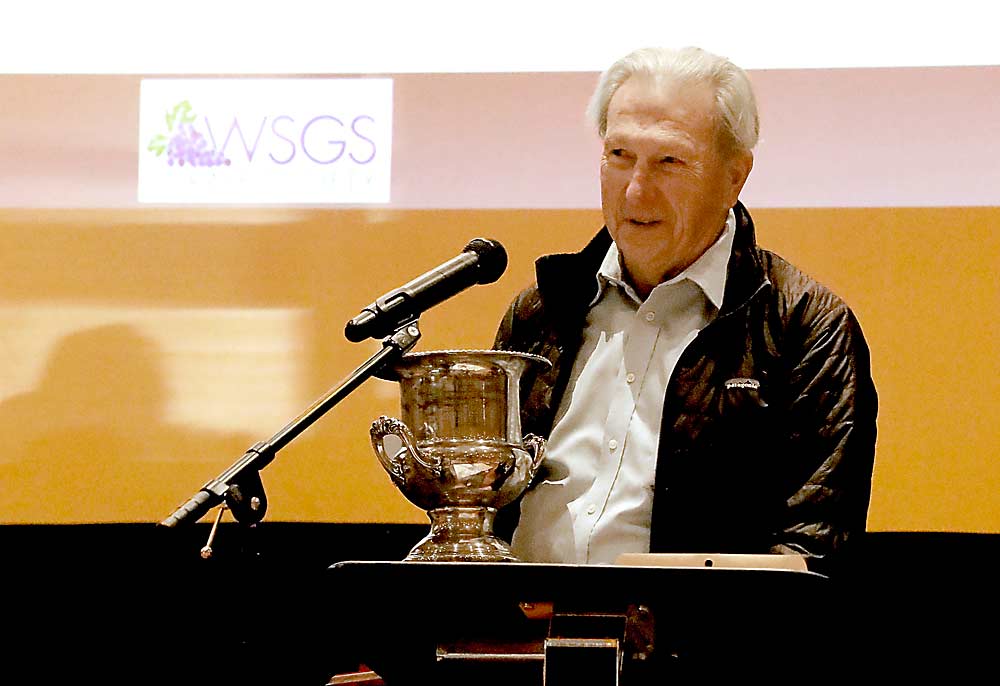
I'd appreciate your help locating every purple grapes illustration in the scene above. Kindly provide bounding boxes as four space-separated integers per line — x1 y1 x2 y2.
147 100 230 167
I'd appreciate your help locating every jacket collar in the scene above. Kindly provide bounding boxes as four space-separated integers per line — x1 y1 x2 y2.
535 201 767 322
719 200 769 317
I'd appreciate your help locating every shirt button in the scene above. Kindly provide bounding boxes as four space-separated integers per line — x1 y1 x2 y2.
608 439 618 451
586 504 597 515
625 372 636 384
645 312 655 322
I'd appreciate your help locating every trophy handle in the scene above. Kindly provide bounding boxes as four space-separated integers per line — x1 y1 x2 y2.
523 433 546 476
370 415 443 480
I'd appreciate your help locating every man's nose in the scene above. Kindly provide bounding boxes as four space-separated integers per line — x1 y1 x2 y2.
625 165 656 204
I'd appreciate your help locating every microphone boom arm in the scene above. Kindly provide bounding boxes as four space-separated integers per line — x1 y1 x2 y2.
159 321 423 529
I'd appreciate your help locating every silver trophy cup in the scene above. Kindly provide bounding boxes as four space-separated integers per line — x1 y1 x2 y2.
371 349 550 562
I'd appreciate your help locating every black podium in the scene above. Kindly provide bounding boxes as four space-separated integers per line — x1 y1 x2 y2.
329 560 836 685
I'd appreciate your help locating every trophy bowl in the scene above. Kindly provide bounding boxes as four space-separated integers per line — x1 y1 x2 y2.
371 349 550 562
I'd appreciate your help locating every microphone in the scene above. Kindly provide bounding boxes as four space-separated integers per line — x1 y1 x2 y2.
345 238 508 342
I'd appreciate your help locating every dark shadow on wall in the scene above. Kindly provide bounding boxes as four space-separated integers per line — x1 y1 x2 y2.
0 323 253 522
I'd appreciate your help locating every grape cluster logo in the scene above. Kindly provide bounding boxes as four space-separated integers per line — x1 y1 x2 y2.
147 101 230 168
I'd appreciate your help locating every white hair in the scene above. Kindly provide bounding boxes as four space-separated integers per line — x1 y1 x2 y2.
587 46 759 156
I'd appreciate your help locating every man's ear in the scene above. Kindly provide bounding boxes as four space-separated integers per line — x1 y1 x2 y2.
727 150 754 205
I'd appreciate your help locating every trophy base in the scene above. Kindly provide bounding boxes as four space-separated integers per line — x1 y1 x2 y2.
405 506 518 562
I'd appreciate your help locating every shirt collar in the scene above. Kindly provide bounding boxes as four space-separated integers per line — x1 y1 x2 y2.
594 208 736 308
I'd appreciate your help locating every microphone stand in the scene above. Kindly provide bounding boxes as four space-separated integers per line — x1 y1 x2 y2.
158 321 422 545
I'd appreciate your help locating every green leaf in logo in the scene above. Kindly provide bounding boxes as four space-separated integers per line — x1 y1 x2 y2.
165 100 196 131
147 133 168 156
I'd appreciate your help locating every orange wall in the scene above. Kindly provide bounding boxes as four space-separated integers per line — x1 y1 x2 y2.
0 206 997 532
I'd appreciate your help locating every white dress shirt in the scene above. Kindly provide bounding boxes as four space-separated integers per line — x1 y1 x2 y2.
511 210 736 564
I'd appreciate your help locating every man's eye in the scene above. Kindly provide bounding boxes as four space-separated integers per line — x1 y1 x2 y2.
610 149 624 157
661 156 679 164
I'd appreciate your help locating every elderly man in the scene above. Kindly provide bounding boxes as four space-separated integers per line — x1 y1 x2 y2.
494 46 878 573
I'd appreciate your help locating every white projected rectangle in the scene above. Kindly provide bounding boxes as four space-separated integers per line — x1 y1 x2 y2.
4 2 1000 73
137 78 393 205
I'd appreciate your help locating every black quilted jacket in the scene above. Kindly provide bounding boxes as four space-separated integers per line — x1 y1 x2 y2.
493 202 878 571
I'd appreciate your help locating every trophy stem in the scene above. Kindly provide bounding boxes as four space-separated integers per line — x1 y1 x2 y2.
405 506 518 562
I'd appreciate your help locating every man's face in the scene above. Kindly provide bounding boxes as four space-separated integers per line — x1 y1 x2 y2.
600 76 752 295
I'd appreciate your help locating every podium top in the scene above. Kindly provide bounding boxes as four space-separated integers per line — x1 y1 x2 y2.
329 559 827 615
328 559 825 577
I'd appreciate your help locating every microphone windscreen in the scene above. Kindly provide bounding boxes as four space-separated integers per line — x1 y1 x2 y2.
464 238 508 284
